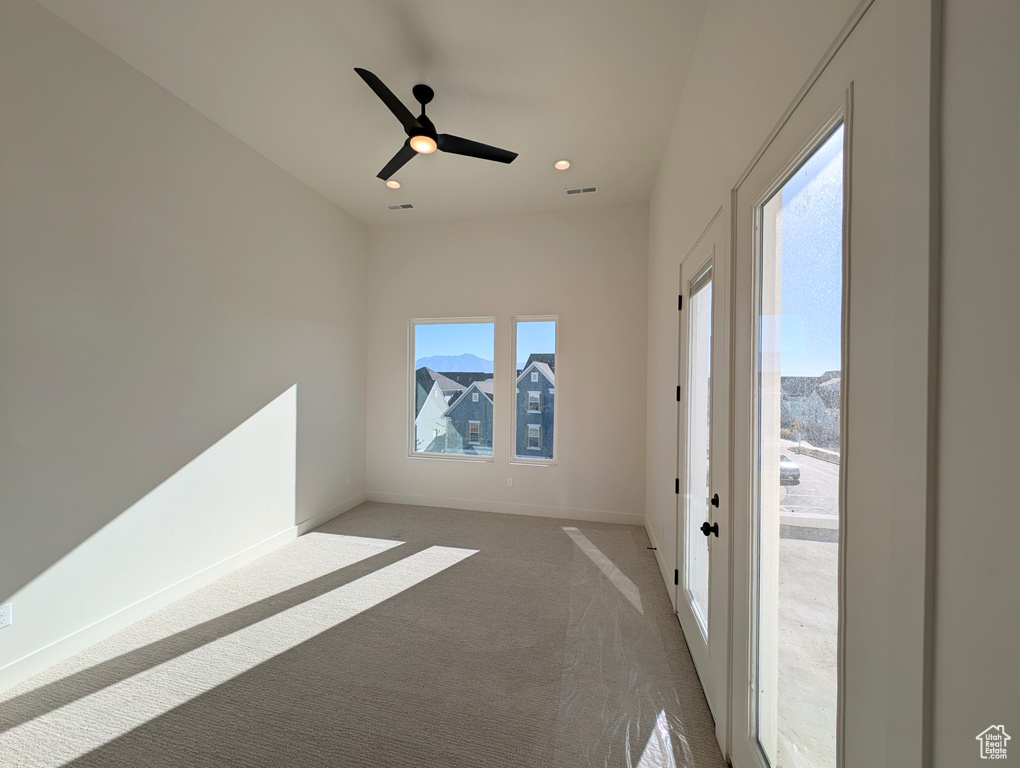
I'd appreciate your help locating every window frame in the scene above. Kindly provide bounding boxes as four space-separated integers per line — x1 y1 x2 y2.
510 315 558 465
468 420 481 445
527 391 542 413
408 317 496 462
527 424 542 450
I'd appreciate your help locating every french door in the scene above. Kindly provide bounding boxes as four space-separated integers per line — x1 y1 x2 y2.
676 210 730 750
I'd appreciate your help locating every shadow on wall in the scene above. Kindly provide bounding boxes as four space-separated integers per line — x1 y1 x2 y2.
0 385 299 686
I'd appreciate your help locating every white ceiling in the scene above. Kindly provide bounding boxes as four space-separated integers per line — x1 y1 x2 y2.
36 0 706 227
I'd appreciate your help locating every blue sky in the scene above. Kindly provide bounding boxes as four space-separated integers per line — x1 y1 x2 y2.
515 321 555 368
413 320 555 367
415 322 494 361
772 124 844 377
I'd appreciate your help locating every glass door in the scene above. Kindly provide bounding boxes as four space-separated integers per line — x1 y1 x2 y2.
754 124 844 768
675 211 731 749
684 266 713 633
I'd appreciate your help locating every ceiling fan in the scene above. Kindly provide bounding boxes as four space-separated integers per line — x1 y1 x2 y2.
354 68 518 180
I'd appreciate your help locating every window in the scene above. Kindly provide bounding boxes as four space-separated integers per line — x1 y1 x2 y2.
410 319 495 458
755 124 844 767
512 318 556 461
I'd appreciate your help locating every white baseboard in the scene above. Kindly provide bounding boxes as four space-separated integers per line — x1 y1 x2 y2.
644 520 674 597
0 494 366 696
296 492 367 535
365 491 643 527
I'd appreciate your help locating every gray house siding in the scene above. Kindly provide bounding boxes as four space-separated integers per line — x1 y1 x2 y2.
515 365 554 459
444 386 494 455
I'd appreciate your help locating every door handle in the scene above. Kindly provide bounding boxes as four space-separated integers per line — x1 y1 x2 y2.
701 521 719 537
711 493 720 508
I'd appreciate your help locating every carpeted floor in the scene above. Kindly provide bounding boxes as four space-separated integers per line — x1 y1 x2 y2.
0 502 727 767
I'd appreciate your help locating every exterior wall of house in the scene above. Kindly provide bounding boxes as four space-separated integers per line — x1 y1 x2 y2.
414 383 449 452
515 371 555 459
444 392 494 455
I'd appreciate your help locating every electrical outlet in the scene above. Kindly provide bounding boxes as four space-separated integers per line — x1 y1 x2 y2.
507 478 513 487
0 603 11 630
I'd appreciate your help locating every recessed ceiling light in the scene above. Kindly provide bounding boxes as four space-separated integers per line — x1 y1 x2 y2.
386 179 401 189
554 159 571 171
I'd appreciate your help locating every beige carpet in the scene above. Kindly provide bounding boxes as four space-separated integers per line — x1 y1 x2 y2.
0 502 727 767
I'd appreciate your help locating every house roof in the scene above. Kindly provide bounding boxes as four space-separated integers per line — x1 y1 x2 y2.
524 353 555 373
444 379 494 415
517 361 554 386
414 370 443 418
815 378 841 408
439 371 492 389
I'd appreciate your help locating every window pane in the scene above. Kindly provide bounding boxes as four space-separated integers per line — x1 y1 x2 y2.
514 320 556 460
756 124 843 768
684 271 712 635
413 321 494 456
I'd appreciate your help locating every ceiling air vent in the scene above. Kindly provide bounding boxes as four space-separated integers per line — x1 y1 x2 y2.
387 203 415 211
565 185 599 196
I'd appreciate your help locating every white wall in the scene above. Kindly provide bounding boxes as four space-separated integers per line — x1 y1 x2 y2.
366 205 648 525
644 0 861 581
0 0 368 690
935 1 1020 763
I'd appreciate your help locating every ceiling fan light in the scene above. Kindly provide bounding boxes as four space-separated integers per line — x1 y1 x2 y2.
410 135 438 154
554 159 571 170
386 179 401 189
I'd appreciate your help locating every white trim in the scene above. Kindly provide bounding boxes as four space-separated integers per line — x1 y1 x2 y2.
366 491 642 527
732 0 876 191
527 391 542 413
0 493 367 694
516 360 555 386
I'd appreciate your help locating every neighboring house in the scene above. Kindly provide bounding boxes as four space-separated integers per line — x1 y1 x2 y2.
443 379 495 454
780 370 840 448
413 369 451 452
521 353 555 375
515 361 555 459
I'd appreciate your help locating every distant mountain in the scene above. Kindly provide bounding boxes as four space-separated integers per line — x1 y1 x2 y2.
415 354 493 373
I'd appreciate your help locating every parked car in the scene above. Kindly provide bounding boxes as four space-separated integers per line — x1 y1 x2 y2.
779 454 801 485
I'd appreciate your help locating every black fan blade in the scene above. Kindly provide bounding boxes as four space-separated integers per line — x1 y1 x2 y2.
354 68 422 134
377 141 417 180
437 134 518 164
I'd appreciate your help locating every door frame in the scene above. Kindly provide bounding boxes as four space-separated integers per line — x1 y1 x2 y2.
727 0 939 762
730 101 851 768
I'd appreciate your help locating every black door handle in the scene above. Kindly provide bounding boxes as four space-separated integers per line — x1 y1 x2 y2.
701 521 719 537
711 493 720 508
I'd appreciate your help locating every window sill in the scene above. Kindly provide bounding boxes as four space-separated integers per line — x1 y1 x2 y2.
510 457 556 467
407 451 494 463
